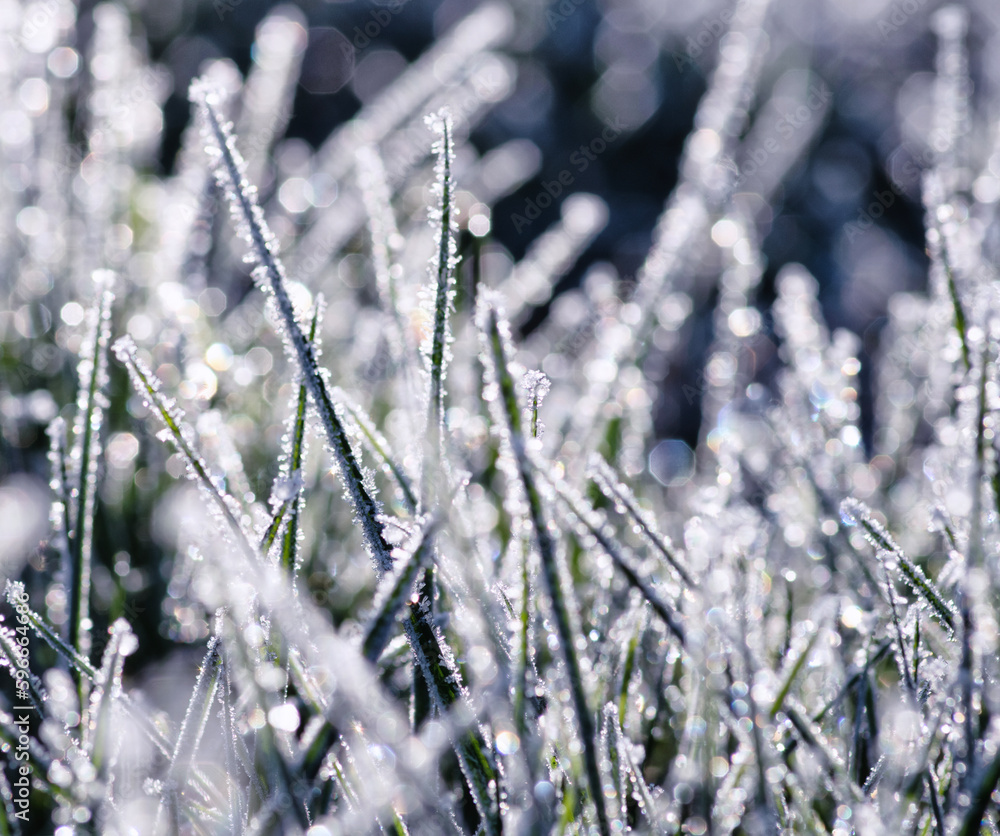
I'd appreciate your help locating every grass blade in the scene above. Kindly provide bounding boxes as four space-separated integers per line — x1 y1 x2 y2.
421 108 458 502
543 466 686 644
113 335 259 567
190 80 395 577
158 638 224 832
67 272 115 671
841 498 956 634
273 300 321 575
477 292 611 836
588 454 695 588
362 517 437 662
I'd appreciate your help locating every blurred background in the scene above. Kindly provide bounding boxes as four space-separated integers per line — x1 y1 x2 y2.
62 0 1000 443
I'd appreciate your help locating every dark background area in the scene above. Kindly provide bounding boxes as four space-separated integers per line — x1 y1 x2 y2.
119 0 958 448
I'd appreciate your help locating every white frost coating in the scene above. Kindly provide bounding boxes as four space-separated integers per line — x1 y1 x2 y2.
420 108 460 498
66 272 116 664
113 334 259 566
522 370 551 441
189 79 394 577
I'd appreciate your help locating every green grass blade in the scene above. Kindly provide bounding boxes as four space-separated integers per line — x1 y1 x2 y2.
402 608 501 836
190 82 395 577
332 387 418 514
158 638 224 832
421 109 458 503
543 467 686 644
113 335 260 567
841 498 956 634
478 292 611 836
588 454 695 588
279 300 320 576
362 518 437 662
84 618 134 776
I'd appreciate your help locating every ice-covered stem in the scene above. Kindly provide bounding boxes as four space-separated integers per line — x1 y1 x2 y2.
0 609 47 716
923 172 971 374
362 518 437 662
422 108 458 505
523 370 550 440
588 454 695 588
85 618 135 777
840 498 957 634
3 580 208 788
158 638 223 833
957 738 1000 836
46 416 72 630
400 608 501 836
542 466 685 644
113 336 258 567
190 79 394 576
603 704 661 830
331 388 418 513
271 299 321 575
477 293 611 836
68 272 115 672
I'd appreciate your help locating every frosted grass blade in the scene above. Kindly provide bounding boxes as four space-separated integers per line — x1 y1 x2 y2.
421 109 458 503
841 498 956 634
477 292 611 836
260 498 291 555
958 742 1000 836
588 454 694 588
190 81 395 577
604 704 665 834
68 273 115 668
158 638 224 832
271 300 321 574
401 608 502 836
769 626 820 719
362 518 437 662
113 335 259 567
3 581 220 803
543 468 686 644
0 617 47 716
46 416 72 615
217 648 244 836
85 618 135 776
332 387 418 513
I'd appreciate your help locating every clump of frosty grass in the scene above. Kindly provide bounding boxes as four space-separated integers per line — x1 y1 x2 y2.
3 1 1000 834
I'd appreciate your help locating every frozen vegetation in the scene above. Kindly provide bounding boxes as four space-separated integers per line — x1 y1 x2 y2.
1 0 1000 834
